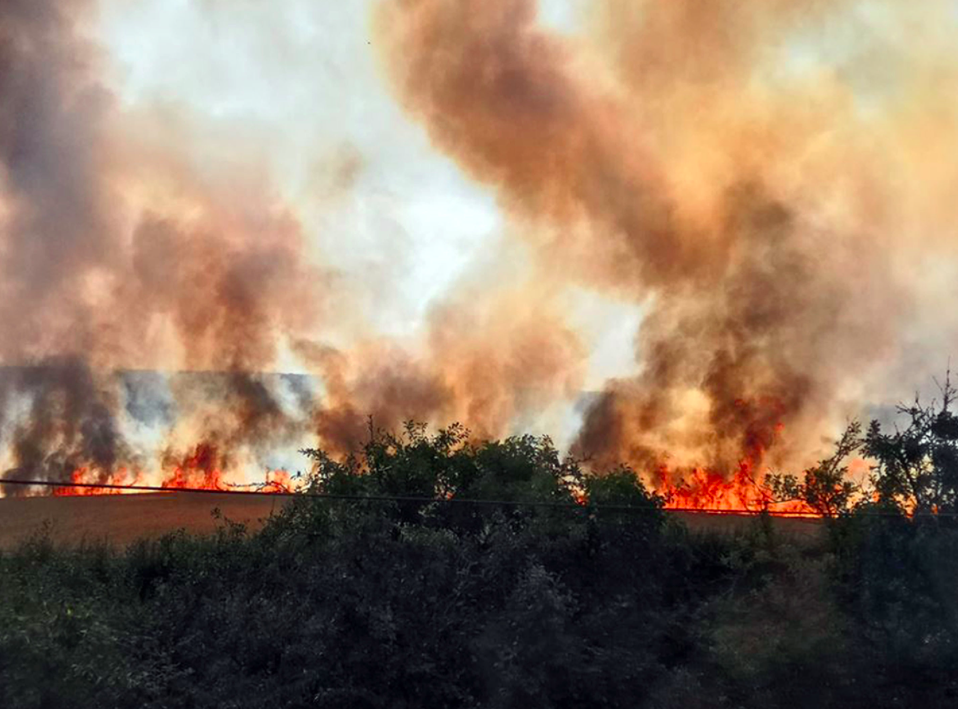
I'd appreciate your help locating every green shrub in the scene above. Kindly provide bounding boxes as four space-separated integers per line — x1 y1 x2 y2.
3 422 958 707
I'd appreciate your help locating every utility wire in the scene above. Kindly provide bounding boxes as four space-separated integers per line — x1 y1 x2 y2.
0 477 888 518
0 478 688 513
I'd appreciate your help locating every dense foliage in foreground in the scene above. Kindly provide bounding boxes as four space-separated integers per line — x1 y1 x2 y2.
3 423 958 708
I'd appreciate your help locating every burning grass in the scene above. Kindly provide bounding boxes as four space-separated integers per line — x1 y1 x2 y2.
46 443 296 498
38 431 819 518
1 456 955 708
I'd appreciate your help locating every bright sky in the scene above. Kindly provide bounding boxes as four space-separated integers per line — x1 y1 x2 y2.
82 0 645 474
0 0 953 489
82 0 958 480
93 0 643 391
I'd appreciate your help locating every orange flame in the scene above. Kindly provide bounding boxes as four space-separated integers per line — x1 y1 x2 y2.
162 443 227 491
261 469 293 493
52 467 138 496
658 459 816 516
49 444 295 496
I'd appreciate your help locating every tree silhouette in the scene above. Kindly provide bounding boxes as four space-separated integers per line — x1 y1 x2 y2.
768 421 862 517
865 372 958 515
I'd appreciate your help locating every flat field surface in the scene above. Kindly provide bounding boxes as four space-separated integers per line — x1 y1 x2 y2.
0 492 287 549
672 510 823 538
0 494 824 549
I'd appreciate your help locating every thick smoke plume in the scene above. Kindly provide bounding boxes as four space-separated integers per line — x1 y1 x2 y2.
2 0 958 495
375 0 958 475
0 0 323 490
0 0 585 491
300 280 584 454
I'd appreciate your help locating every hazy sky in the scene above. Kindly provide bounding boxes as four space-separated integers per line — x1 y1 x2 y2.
4 0 958 488
88 0 958 455
92 0 641 392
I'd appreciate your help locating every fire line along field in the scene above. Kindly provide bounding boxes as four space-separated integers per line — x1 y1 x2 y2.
2 1 958 707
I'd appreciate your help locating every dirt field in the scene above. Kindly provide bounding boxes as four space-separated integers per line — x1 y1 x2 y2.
671 510 823 539
0 494 824 549
0 492 288 549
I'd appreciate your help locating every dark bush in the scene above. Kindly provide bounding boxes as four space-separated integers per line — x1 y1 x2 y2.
3 421 958 707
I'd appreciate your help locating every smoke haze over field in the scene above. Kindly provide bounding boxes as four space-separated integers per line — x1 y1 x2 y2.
1 0 957 493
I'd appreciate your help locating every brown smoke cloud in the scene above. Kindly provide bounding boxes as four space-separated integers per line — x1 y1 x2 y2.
299 275 585 454
0 0 326 489
3 0 958 494
374 0 958 474
0 0 585 491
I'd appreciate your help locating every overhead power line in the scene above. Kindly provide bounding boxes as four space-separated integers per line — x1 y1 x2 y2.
6 479 954 519
0 477 837 518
